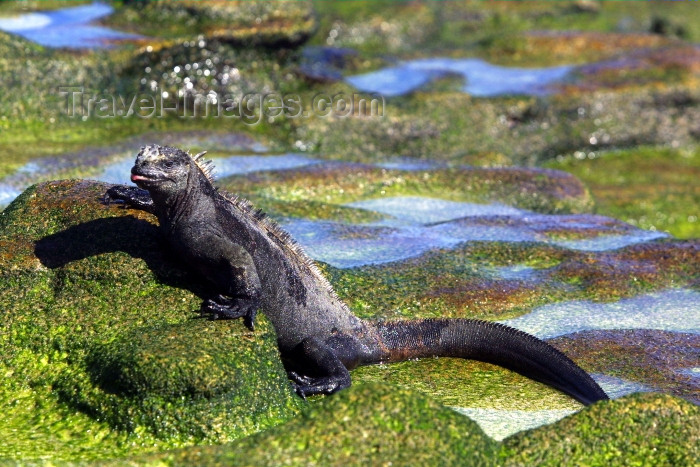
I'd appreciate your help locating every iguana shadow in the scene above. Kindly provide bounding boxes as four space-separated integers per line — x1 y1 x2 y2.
34 215 209 297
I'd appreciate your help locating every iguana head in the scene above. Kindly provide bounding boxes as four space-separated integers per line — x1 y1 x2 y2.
130 144 213 196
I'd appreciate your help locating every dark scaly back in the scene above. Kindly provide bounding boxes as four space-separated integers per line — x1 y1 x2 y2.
373 319 609 405
188 150 349 310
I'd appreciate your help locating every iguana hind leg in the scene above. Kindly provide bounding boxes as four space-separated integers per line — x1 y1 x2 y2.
285 337 351 399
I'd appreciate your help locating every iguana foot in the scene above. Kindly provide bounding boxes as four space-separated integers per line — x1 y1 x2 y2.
288 372 350 399
103 185 155 212
201 295 258 330
285 337 352 399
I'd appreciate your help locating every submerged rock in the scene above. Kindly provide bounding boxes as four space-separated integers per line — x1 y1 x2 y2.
549 329 700 403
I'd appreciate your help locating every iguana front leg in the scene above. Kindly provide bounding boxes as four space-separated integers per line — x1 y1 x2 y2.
104 185 156 214
194 235 262 331
201 294 259 330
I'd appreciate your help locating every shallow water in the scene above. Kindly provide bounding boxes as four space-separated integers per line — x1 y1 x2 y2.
677 367 700 380
493 265 540 282
553 230 668 251
0 184 21 207
0 2 140 48
282 197 669 268
347 196 526 224
373 158 447 171
454 373 654 440
500 288 700 339
454 406 578 441
209 154 321 178
346 57 573 97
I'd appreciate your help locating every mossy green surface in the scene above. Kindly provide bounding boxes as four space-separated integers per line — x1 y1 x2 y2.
546 145 700 239
106 0 317 46
312 0 700 60
96 388 699 466
351 359 581 412
103 383 500 467
1 177 698 463
0 0 90 16
502 393 700 466
221 164 594 215
0 180 302 462
0 0 698 463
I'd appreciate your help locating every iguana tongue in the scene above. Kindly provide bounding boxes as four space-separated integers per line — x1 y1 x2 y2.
131 174 148 182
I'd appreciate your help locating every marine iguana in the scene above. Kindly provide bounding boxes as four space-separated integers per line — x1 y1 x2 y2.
105 145 609 404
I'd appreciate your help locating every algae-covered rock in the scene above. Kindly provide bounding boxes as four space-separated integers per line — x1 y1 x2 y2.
0 180 301 459
110 383 499 467
502 393 700 466
222 164 594 215
0 30 43 59
549 329 700 403
114 0 317 47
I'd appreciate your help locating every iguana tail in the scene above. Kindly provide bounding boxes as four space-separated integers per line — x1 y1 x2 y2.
371 319 608 405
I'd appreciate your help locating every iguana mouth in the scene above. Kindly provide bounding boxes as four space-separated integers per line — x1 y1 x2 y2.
130 169 163 184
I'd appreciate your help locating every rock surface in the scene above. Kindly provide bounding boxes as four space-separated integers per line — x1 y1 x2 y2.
0 180 302 460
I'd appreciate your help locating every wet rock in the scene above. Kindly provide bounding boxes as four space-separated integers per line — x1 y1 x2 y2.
549 329 700 403
0 30 44 58
571 45 700 91
221 164 594 215
520 31 674 65
297 46 359 83
121 37 299 110
546 146 700 238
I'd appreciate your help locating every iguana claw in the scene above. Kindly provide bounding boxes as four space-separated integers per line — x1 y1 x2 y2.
200 295 258 331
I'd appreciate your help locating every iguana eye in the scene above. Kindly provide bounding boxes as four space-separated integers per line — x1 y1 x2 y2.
164 160 175 168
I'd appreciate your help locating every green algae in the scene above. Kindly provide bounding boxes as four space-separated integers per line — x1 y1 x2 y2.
0 180 301 462
0 0 698 178
240 193 386 225
93 389 700 466
221 165 593 216
546 145 700 239
502 393 700 466
1 176 697 463
351 359 581 412
103 383 500 467
0 1 698 463
55 316 298 445
313 0 700 61
106 0 317 46
0 1 91 16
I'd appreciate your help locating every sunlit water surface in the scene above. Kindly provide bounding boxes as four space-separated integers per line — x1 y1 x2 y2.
0 2 140 48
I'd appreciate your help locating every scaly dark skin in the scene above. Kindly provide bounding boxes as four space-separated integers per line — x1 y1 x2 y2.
105 145 609 404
